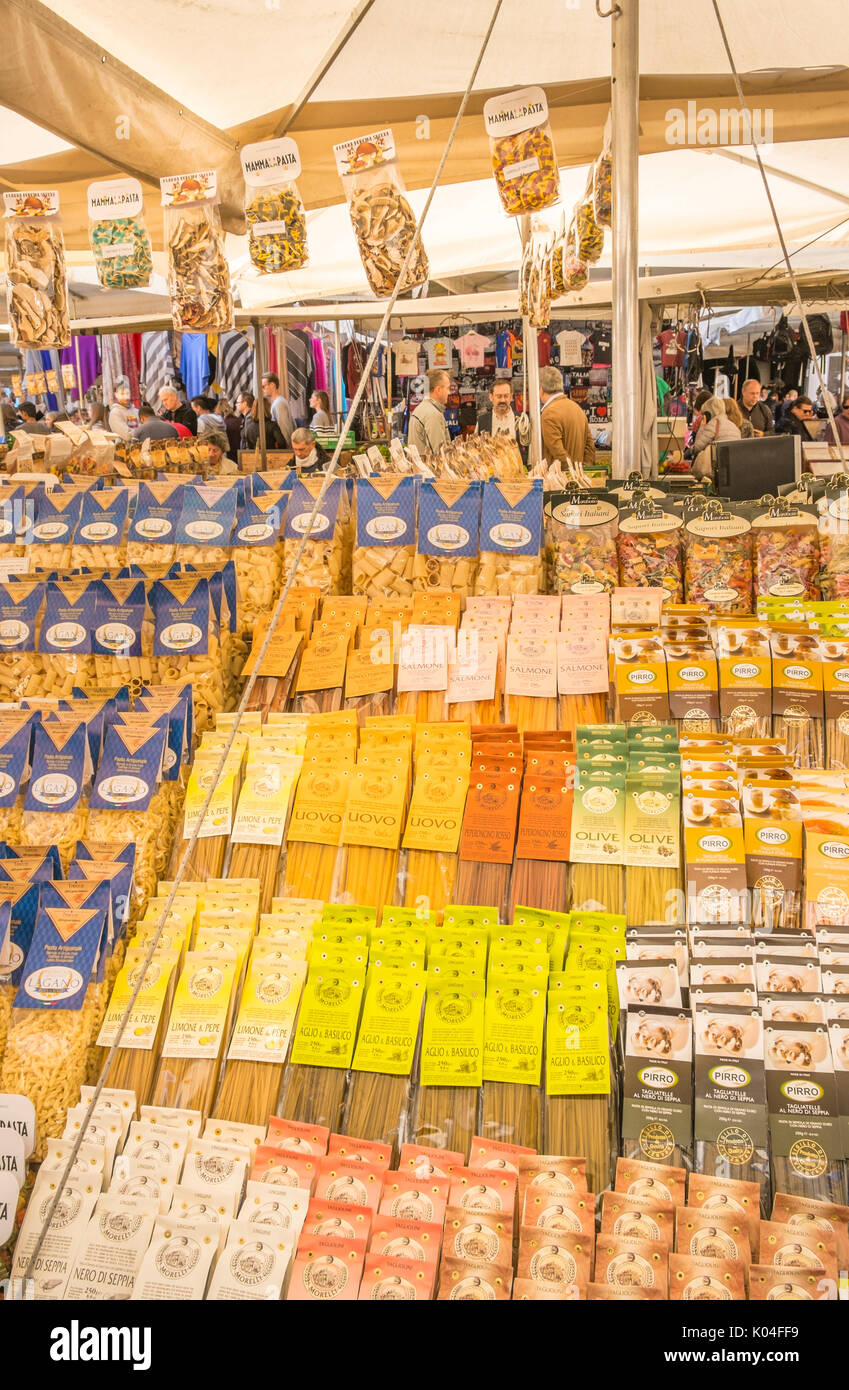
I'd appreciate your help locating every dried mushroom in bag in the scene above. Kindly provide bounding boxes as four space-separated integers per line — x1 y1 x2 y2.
335 129 428 297
242 137 308 275
87 177 153 289
160 171 234 332
3 190 70 350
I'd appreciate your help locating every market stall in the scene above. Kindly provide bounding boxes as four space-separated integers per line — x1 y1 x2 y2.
1 0 849 1314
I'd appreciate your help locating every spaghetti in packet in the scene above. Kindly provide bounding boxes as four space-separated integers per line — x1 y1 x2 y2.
87 177 152 289
160 171 233 333
484 86 560 217
334 128 428 296
241 136 308 275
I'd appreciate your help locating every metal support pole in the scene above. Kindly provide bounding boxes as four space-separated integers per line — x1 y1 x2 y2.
386 321 392 440
611 0 641 477
841 325 847 408
519 215 542 467
252 317 267 469
334 323 343 430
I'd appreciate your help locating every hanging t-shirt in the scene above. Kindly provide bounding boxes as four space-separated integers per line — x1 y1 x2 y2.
713 372 730 399
496 329 516 370
537 331 552 367
180 333 211 398
657 328 686 367
394 339 421 376
589 328 612 366
456 331 490 369
555 329 586 367
427 337 453 370
370 345 386 379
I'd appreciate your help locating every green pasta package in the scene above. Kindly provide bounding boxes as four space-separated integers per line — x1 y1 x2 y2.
87 177 153 290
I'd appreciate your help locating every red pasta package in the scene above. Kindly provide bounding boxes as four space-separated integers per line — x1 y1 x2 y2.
683 499 753 615
752 499 820 600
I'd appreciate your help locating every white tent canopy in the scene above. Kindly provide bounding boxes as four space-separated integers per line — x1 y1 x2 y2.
0 2 847 314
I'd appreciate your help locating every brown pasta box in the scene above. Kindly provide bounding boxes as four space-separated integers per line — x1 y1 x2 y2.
668 1253 747 1300
748 1263 837 1300
614 1156 686 1205
600 1190 674 1247
674 1204 751 1267
587 1281 665 1301
368 1215 442 1267
686 1172 762 1250
516 1226 593 1291
771 1191 849 1270
523 1188 595 1237
437 1258 511 1300
593 1234 668 1294
513 1277 584 1300
517 1154 588 1199
758 1220 837 1283
358 1253 436 1301
442 1208 513 1271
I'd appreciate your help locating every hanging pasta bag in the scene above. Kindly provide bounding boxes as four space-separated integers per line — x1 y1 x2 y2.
160 171 234 332
3 190 70 350
241 137 308 275
87 178 153 289
592 115 613 228
484 85 560 217
335 128 428 296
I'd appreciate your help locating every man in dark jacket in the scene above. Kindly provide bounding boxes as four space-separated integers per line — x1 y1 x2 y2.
158 385 197 435
739 379 774 436
776 395 815 439
476 380 528 464
134 405 179 441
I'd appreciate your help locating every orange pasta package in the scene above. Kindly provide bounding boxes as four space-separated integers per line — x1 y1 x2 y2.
443 1207 514 1272
369 1213 444 1264
593 1233 668 1294
523 1188 596 1237
286 1232 366 1301
484 86 560 218
358 1252 436 1300
599 1190 675 1247
516 1226 593 1294
668 1251 747 1300
436 1258 512 1300
452 772 521 916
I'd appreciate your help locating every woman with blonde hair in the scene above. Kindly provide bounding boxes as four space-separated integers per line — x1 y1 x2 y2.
724 396 753 439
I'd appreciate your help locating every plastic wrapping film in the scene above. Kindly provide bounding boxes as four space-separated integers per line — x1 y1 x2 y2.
484 86 560 217
3 190 70 350
161 171 234 332
242 137 308 275
88 177 153 289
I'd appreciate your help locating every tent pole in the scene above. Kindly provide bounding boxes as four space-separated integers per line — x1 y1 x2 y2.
334 323 343 429
611 0 641 477
519 215 542 466
841 325 847 407
73 331 83 415
252 317 267 469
